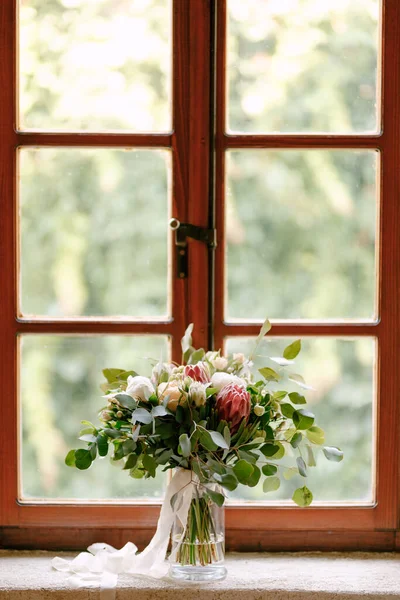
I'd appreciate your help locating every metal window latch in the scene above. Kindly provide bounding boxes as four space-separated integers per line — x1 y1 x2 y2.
169 218 217 279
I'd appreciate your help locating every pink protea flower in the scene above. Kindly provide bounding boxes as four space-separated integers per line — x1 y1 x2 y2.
216 383 251 433
184 362 210 384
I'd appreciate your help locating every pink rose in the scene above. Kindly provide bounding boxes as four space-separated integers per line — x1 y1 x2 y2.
216 383 251 433
184 363 210 384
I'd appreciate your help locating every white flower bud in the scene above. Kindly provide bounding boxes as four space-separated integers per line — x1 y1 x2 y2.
233 352 246 365
212 356 229 371
189 381 207 407
254 404 265 417
116 411 123 419
100 410 113 421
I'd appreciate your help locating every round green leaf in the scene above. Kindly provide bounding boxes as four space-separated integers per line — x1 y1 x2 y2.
288 392 307 405
293 409 315 430
292 486 313 507
97 434 109 457
261 441 285 459
262 464 278 476
233 459 254 484
246 464 261 487
281 403 295 418
74 449 92 470
65 449 76 467
306 426 325 445
263 476 280 493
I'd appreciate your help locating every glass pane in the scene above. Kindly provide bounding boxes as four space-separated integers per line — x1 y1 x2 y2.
225 336 375 503
20 334 169 500
227 0 380 133
19 0 171 132
19 148 170 318
226 150 378 321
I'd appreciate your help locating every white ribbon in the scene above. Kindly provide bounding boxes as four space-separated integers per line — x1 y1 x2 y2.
52 469 196 599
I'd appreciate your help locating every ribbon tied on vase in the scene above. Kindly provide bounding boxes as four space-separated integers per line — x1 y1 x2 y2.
52 469 195 599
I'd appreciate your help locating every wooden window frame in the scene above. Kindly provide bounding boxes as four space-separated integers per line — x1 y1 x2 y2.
1 0 400 551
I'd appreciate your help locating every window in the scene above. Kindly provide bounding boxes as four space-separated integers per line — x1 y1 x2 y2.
1 0 400 551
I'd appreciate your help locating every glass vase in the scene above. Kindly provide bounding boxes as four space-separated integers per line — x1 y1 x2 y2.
169 483 227 582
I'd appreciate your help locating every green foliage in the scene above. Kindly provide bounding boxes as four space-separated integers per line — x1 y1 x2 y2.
292 486 313 507
283 340 301 360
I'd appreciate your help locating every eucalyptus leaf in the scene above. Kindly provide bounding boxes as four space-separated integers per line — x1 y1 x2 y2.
102 368 125 383
123 454 138 470
142 454 157 477
269 356 294 367
189 348 205 365
260 441 285 459
115 394 137 410
323 446 344 462
292 486 313 507
306 445 316 467
199 430 218 451
233 459 254 484
97 434 109 457
131 408 153 425
262 464 278 476
306 426 325 445
206 488 225 507
288 392 307 405
179 434 192 458
215 473 238 491
181 323 194 354
283 467 298 480
74 449 92 470
250 318 272 360
151 405 169 418
288 373 315 390
259 367 281 382
281 403 295 419
263 476 280 493
208 430 229 449
79 434 97 443
296 456 307 477
246 464 261 487
290 432 303 448
65 449 76 467
283 339 301 360
293 409 315 430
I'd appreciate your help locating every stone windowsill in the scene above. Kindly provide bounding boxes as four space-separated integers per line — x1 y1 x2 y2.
1 551 400 599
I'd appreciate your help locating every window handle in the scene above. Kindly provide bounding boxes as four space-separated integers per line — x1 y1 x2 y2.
169 218 217 279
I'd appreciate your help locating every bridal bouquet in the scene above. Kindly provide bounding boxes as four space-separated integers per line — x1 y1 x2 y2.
65 320 343 581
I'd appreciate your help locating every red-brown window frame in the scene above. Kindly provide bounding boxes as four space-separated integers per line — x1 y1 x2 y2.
1 0 400 551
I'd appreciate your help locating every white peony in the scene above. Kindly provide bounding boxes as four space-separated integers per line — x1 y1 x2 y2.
211 356 229 371
126 375 155 402
211 372 246 392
